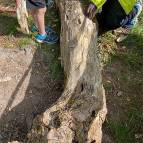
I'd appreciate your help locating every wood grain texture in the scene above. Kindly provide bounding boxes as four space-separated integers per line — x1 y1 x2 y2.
16 0 29 33
27 1 107 143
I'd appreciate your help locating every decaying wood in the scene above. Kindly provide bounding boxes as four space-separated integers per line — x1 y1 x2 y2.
0 5 16 13
27 0 107 143
16 0 29 33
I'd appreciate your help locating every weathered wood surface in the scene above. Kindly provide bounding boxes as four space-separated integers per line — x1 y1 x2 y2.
16 0 29 33
0 5 16 13
27 0 107 143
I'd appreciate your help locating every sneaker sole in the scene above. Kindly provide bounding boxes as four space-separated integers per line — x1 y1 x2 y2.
43 37 59 44
35 38 44 43
35 38 59 44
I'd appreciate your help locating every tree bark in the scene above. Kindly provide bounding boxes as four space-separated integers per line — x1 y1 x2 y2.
27 0 107 143
16 0 29 33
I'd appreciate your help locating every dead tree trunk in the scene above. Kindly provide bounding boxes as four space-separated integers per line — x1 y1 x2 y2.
16 0 29 33
27 1 107 143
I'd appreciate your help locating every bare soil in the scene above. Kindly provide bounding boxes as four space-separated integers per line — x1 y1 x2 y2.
0 47 63 143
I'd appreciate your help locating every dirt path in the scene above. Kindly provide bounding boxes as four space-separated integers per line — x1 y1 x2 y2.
0 47 63 143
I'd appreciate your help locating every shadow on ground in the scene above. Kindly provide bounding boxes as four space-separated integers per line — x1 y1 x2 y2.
0 46 63 143
0 5 64 142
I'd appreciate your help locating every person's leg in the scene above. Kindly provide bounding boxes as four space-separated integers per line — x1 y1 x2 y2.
26 0 47 34
26 0 59 43
35 7 47 35
34 5 59 44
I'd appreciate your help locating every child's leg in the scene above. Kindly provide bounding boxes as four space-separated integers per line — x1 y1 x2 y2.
36 7 47 35
26 0 58 44
26 0 47 35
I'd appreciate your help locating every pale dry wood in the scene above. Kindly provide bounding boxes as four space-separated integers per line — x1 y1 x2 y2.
27 0 107 143
0 5 15 13
16 0 29 33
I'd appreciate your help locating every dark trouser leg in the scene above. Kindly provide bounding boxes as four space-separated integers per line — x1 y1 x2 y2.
96 0 126 35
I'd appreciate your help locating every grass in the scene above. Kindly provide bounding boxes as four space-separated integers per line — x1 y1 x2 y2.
18 37 34 48
0 12 33 48
41 43 63 80
100 32 143 70
103 12 143 143
108 120 133 143
0 13 19 35
99 32 117 66
105 80 143 143
108 102 143 143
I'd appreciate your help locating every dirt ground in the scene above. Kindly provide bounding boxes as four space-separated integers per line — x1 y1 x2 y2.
0 1 63 142
101 36 143 143
0 47 63 143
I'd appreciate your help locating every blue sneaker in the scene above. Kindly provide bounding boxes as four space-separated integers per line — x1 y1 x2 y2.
31 25 56 34
35 33 59 44
35 33 47 43
43 32 59 44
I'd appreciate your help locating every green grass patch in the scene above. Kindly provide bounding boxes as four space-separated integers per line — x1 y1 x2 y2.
0 13 19 35
108 103 143 143
111 50 143 70
108 120 134 143
103 12 143 143
40 43 63 80
18 37 34 48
